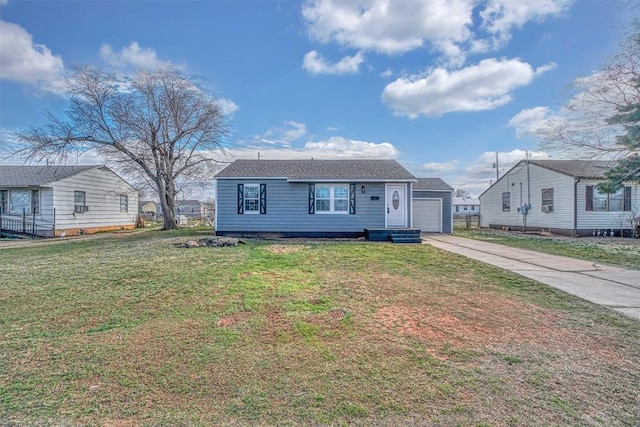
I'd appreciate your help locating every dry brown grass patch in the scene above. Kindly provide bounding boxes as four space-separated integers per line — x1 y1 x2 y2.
263 244 307 254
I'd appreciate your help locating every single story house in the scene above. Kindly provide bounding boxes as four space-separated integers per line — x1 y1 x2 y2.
175 199 213 221
139 200 159 220
479 159 639 236
413 178 454 233
0 165 139 237
453 196 480 216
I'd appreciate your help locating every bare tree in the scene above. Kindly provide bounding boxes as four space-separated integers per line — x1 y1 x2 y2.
539 27 640 187
454 189 470 198
15 66 229 229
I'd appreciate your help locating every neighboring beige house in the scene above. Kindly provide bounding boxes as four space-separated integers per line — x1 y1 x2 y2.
479 160 639 236
0 165 139 237
139 200 159 220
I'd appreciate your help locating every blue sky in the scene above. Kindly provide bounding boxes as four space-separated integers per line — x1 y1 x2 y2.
0 0 635 197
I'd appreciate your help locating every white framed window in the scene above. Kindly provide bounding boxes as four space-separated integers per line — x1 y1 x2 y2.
315 184 349 214
244 184 260 214
120 195 128 213
10 190 30 214
593 188 609 211
502 192 510 212
0 190 6 214
74 191 88 213
542 188 554 213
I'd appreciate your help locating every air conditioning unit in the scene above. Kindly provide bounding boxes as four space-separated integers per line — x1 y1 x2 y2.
542 205 553 213
74 205 89 213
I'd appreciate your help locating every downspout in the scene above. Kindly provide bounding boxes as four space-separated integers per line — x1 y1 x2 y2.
574 178 580 237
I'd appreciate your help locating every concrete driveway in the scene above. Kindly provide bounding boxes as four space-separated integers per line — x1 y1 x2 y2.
423 234 640 321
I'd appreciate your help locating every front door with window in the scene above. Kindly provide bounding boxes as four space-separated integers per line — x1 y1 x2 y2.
386 185 406 227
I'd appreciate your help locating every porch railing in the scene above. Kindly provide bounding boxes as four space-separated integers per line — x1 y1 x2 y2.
0 209 56 238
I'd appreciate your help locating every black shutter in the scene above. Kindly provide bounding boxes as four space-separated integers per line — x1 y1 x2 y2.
349 183 356 214
308 184 315 214
624 186 631 211
260 184 267 214
585 186 593 211
237 184 244 214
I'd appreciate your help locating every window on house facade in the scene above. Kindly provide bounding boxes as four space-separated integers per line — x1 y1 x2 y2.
31 189 40 214
9 190 30 215
455 206 459 213
586 186 631 212
74 191 88 213
237 184 266 214
308 183 355 214
542 188 554 212
0 190 7 214
471 206 475 211
463 206 468 211
120 195 128 213
502 192 510 212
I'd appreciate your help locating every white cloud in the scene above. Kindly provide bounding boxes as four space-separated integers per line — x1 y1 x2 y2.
217 98 239 116
228 135 398 160
422 160 458 174
480 0 573 48
262 121 308 144
0 20 64 84
100 42 173 70
303 50 364 75
381 58 555 118
508 106 550 137
302 0 572 64
302 0 473 56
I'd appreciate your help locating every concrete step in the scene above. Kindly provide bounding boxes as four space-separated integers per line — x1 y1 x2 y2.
390 234 422 244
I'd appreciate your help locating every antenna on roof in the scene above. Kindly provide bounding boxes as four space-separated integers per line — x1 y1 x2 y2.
257 151 261 160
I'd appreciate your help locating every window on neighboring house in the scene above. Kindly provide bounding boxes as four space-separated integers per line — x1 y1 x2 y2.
455 206 459 213
471 206 475 211
308 183 356 214
9 190 30 214
502 192 510 212
463 206 468 211
120 195 128 213
74 191 88 213
542 188 554 212
0 190 7 214
586 186 631 212
237 184 266 214
31 189 40 214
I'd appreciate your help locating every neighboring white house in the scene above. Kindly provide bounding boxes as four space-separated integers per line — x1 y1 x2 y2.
453 196 480 216
0 165 139 237
479 159 639 236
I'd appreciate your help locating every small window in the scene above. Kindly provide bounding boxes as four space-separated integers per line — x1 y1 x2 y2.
74 191 87 213
542 188 553 213
471 206 475 211
120 195 128 213
502 192 510 212
30 189 40 214
455 206 459 213
593 188 608 211
244 184 260 213
609 189 624 211
463 206 468 211
0 190 7 214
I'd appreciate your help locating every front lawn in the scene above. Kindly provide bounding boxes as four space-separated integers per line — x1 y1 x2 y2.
1 231 639 425
455 227 640 270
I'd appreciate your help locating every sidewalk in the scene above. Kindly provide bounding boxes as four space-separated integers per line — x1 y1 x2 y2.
422 234 640 321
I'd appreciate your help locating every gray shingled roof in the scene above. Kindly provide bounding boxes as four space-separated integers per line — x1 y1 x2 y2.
414 178 454 191
215 159 416 181
527 160 617 179
0 165 100 187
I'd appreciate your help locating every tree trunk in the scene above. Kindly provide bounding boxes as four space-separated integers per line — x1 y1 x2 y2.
158 179 178 230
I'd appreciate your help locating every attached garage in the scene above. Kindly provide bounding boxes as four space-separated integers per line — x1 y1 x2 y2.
412 178 453 234
413 199 442 232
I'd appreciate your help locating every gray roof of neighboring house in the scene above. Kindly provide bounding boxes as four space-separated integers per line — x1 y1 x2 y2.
215 159 416 181
0 165 100 187
176 199 203 206
526 160 617 179
413 178 454 192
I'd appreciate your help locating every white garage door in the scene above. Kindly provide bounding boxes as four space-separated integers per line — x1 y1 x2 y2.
413 199 442 232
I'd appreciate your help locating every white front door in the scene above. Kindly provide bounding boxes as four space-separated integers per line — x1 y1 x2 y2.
386 184 407 227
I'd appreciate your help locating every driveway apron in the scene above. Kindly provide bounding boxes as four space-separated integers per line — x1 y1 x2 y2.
423 234 640 321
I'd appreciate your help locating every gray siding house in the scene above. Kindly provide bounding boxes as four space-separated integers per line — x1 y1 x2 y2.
0 165 139 237
215 159 419 238
412 178 454 233
479 160 639 236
